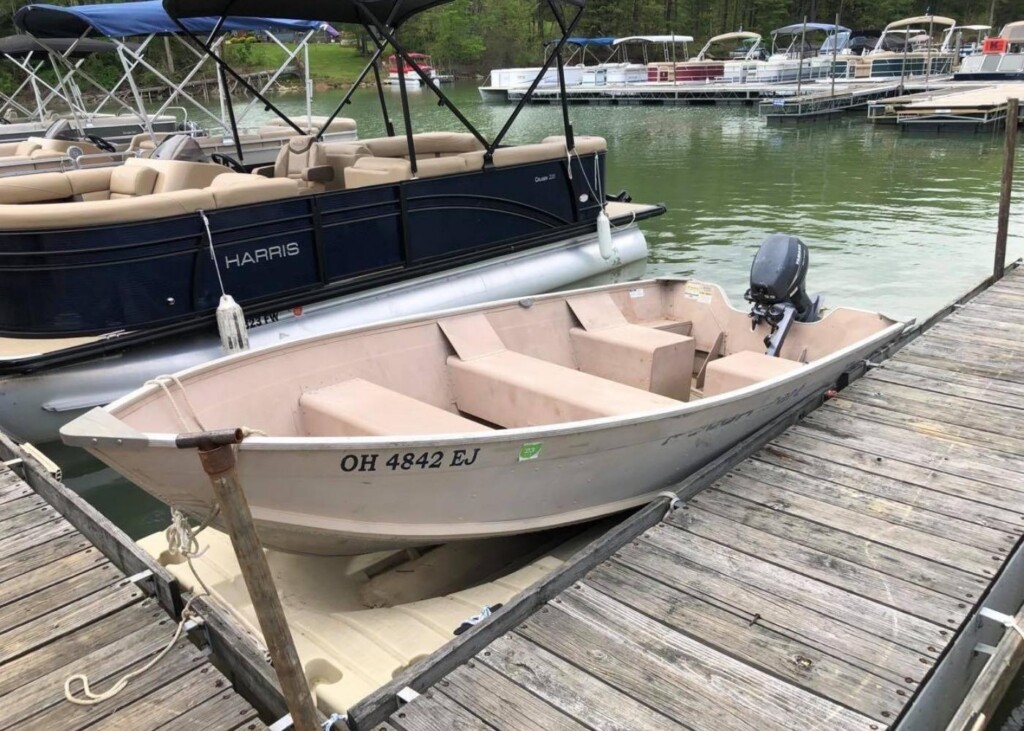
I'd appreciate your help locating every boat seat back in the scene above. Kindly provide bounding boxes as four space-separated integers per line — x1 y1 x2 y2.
273 136 332 191
567 293 694 401
299 378 490 437
361 132 484 158
702 350 805 398
322 142 372 190
264 116 358 135
208 173 302 207
440 313 681 428
542 135 608 154
123 157 226 194
108 165 159 199
0 172 75 204
15 139 43 157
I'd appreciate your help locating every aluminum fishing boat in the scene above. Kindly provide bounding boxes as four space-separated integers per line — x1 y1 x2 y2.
0 0 663 443
63 236 904 555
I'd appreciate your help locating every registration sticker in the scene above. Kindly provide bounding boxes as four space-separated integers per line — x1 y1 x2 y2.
518 442 543 461
628 287 645 299
683 282 714 304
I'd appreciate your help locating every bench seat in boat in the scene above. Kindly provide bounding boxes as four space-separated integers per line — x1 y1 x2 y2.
440 314 681 428
567 293 694 401
300 378 490 437
702 350 805 398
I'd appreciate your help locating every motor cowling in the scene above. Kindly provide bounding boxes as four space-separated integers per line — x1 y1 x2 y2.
744 234 822 356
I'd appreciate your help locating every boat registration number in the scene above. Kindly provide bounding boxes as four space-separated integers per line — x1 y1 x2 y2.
340 448 481 473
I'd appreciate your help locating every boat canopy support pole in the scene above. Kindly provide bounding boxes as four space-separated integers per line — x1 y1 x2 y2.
485 0 584 162
92 35 154 121
368 31 396 137
550 0 576 152
393 43 418 176
314 23 393 141
353 3 491 151
219 65 245 162
0 53 44 120
233 29 317 130
171 17 307 137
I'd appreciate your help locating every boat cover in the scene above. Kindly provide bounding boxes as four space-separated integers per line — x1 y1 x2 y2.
0 34 128 57
164 0 582 28
15 1 321 38
772 22 851 35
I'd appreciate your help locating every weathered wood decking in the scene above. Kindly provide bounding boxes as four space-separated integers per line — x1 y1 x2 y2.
349 265 1024 731
0 444 269 730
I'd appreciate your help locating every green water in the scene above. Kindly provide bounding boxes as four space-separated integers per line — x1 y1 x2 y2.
44 83 1024 726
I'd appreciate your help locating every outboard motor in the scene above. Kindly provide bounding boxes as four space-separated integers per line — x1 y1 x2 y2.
744 234 823 357
150 134 208 163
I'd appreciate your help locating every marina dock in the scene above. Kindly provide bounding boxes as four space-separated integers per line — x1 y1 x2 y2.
348 264 1024 731
0 435 290 731
869 83 1024 130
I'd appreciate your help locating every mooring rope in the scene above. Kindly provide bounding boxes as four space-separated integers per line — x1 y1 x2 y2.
143 374 206 432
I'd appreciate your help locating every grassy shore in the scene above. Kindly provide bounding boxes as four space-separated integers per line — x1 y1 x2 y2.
224 42 369 86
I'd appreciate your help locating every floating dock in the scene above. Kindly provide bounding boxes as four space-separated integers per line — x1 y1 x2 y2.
348 264 1024 731
868 83 1024 131
0 435 296 730
760 81 907 125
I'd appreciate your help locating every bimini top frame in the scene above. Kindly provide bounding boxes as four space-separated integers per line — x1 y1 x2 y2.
0 33 147 128
872 15 958 54
163 0 586 176
15 1 325 154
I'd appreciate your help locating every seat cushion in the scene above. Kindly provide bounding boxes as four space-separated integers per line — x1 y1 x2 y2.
344 157 413 189
109 165 159 199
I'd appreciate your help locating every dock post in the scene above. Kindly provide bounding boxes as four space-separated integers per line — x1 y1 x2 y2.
994 97 1019 282
176 428 321 731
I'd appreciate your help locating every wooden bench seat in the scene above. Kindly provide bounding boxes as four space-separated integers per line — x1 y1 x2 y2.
439 314 681 428
703 350 805 398
299 378 490 437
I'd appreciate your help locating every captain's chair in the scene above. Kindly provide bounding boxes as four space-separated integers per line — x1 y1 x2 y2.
256 136 334 192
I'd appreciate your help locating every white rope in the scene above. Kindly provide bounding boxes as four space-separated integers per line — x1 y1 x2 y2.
165 505 221 596
143 375 205 432
657 490 681 517
199 209 227 297
64 594 204 705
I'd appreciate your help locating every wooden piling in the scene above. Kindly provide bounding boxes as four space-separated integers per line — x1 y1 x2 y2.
994 97 1019 282
177 429 321 731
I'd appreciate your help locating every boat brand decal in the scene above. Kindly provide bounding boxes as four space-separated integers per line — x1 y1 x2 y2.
518 442 543 461
224 242 300 269
534 173 556 184
683 282 713 304
339 448 481 473
628 288 645 299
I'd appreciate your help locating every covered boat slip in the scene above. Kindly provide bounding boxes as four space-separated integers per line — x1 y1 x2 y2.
64 278 899 555
343 267 1024 731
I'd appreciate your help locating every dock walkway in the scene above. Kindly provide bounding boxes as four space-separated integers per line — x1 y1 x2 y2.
868 83 1024 130
0 443 268 730
348 265 1024 731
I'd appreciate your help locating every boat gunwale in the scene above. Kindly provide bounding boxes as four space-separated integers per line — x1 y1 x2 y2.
71 279 905 451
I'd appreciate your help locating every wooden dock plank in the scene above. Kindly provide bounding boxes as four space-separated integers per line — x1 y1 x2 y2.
757 437 1024 533
642 523 949 652
0 492 47 521
0 501 62 538
612 535 930 685
534 584 876 730
0 530 97 585
586 560 903 721
390 688 497 731
479 632 686 731
0 517 77 560
89 662 228 731
0 562 121 634
768 431 1024 523
690 489 987 601
872 357 1024 403
153 690 265 731
722 463 1007 565
820 398 1024 458
0 580 144 664
438 662 589 731
669 504 968 626
0 546 107 606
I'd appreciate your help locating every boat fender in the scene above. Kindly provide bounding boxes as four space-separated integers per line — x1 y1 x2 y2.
216 294 250 353
597 209 614 259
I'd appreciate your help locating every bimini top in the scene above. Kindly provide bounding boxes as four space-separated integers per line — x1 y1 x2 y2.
613 35 694 45
0 34 126 57
164 0 580 28
883 15 956 30
15 0 321 38
1003 20 1024 42
771 22 851 36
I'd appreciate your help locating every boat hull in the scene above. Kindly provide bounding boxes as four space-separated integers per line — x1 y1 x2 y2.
75 317 900 555
0 225 649 444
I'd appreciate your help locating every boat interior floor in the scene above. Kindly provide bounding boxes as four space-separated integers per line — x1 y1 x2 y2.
113 279 892 439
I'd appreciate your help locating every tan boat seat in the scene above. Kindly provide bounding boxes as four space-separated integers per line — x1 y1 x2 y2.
108 165 159 199
703 350 806 398
361 132 484 158
440 313 681 428
567 293 694 401
344 157 413 189
542 135 608 154
270 136 333 191
208 174 302 207
0 172 75 203
299 378 490 437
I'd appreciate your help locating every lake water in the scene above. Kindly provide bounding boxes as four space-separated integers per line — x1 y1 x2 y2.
43 82 1024 726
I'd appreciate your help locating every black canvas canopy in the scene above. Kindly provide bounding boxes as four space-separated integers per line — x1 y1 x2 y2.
0 34 127 57
164 0 582 28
